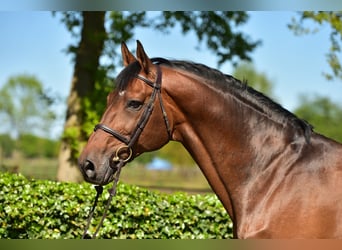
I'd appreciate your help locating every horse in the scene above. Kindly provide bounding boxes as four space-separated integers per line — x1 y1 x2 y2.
79 41 342 238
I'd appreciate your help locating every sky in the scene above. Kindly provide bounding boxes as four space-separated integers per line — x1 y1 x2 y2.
0 11 342 138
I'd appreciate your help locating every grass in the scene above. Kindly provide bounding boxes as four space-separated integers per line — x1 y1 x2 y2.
1 155 212 194
1 154 57 180
121 162 212 193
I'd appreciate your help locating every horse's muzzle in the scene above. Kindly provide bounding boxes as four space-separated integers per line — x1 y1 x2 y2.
79 158 117 185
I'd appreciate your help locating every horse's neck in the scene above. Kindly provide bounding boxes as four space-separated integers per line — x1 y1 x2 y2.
165 72 295 223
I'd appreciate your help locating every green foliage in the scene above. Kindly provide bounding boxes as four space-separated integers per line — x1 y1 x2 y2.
0 172 233 239
233 62 275 98
81 79 113 136
294 95 342 143
0 74 59 138
57 11 260 72
61 78 113 162
0 134 15 158
61 126 82 161
0 133 59 159
289 11 342 81
153 12 261 66
16 134 60 158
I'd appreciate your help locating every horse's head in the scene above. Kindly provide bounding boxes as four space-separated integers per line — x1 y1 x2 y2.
78 41 172 185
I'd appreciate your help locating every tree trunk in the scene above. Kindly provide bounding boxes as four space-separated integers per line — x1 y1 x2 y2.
57 11 106 182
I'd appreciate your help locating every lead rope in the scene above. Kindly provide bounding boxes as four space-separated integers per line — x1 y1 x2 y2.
82 159 124 239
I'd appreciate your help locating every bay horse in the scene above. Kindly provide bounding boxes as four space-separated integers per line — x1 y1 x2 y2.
79 41 342 238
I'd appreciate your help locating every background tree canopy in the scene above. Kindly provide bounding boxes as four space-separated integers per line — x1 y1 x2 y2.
294 95 342 143
289 11 342 81
232 62 275 98
0 74 58 139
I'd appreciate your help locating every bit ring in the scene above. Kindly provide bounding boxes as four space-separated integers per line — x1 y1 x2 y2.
112 146 133 163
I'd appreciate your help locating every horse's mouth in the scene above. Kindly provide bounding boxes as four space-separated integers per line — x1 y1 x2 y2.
79 160 120 186
101 167 116 185
79 151 132 186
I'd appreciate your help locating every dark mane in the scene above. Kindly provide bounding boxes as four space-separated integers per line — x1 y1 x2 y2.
116 58 170 91
115 58 313 142
116 61 141 91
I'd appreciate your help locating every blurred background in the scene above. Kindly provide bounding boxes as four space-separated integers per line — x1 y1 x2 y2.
1 11 342 193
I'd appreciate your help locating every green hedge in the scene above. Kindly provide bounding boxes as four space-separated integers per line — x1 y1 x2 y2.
0 172 233 239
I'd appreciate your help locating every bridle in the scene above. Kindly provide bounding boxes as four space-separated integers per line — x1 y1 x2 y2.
82 63 171 239
94 63 172 164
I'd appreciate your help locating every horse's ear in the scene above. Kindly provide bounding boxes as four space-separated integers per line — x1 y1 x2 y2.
121 42 136 66
136 40 153 74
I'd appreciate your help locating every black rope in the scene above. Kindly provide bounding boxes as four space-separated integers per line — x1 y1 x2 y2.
82 160 124 239
82 185 103 239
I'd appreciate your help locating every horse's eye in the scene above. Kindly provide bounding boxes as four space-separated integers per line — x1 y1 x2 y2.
127 100 143 111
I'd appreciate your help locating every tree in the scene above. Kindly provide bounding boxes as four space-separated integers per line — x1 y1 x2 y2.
0 134 15 158
56 11 106 182
55 11 261 182
289 11 342 81
294 95 342 143
0 74 57 138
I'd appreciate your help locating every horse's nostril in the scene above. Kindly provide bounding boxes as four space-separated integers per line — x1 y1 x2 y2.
84 160 96 179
